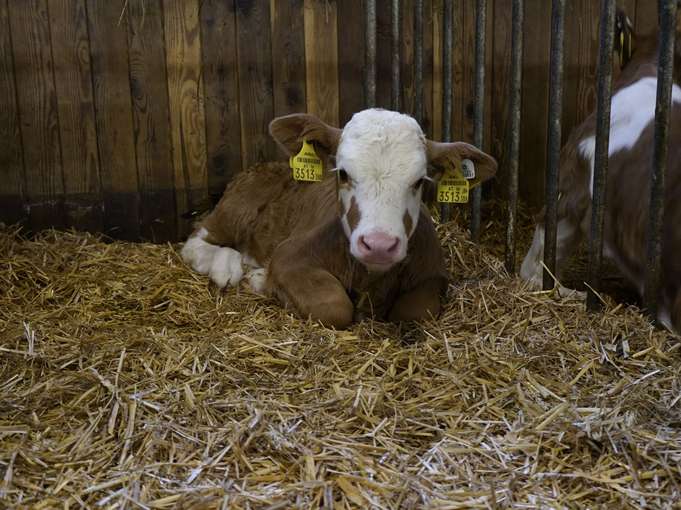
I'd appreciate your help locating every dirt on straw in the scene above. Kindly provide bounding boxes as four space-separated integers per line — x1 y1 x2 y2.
1 219 680 509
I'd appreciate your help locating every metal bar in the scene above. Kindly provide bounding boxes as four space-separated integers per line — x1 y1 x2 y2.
414 0 424 124
586 0 617 311
391 0 401 111
542 0 566 290
365 0 377 108
644 0 678 322
440 0 454 223
504 0 524 273
470 0 487 242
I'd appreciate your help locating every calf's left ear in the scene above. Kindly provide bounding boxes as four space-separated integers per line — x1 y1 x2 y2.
269 113 342 157
425 140 498 187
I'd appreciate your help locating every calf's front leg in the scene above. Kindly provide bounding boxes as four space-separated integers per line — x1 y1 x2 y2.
389 278 444 323
269 266 354 329
520 217 584 297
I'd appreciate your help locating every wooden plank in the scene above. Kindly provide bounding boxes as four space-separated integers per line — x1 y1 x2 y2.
337 0 365 125
451 1 464 141
127 0 176 242
562 0 599 150
8 0 65 232
201 0 242 204
48 0 102 233
86 0 140 240
421 0 435 137
375 0 392 109
271 0 306 117
483 0 494 154
0 0 25 226
235 0 276 170
163 0 208 239
431 0 443 141
304 0 339 126
401 0 415 116
519 0 551 208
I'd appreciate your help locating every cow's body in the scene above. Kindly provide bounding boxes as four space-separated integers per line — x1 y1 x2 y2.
183 109 497 328
521 26 681 331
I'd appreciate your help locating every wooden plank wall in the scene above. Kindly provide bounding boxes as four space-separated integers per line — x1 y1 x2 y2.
0 0 659 241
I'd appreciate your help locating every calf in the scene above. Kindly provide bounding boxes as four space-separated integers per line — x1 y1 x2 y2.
182 109 497 328
520 10 681 331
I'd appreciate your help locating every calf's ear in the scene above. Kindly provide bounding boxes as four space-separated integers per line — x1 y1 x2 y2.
269 113 342 157
425 140 497 187
614 8 636 69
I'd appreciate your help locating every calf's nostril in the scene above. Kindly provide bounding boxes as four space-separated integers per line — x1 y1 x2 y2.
387 238 399 253
358 235 372 252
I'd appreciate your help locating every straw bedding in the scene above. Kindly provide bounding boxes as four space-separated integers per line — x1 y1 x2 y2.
1 219 680 509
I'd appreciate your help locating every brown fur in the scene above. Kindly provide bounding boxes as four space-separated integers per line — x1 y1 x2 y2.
199 163 448 328
403 210 413 236
346 196 360 231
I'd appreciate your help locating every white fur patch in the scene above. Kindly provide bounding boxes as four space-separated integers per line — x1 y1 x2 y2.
209 247 243 288
336 109 427 263
520 219 579 289
578 78 681 196
181 228 244 288
520 225 545 289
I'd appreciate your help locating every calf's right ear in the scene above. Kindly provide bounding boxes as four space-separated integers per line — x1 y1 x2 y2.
425 140 498 186
269 113 342 157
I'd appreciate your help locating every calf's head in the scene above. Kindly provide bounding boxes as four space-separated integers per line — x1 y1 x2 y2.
270 109 497 272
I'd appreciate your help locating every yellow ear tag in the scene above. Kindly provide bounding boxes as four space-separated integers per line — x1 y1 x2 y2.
437 163 470 203
290 140 323 182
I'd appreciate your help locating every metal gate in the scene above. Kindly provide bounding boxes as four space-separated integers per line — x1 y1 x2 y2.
363 0 678 323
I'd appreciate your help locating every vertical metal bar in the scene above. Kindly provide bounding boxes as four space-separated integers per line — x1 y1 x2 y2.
644 0 678 322
504 0 524 273
542 0 566 290
414 0 424 124
440 0 454 222
392 0 401 111
586 0 617 311
365 0 377 108
470 0 487 242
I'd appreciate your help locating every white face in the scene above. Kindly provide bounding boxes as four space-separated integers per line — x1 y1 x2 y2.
335 110 428 272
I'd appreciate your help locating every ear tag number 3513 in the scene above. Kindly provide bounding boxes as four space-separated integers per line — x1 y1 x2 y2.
290 140 323 182
437 159 476 204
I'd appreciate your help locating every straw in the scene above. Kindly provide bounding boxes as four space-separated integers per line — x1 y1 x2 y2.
0 217 679 508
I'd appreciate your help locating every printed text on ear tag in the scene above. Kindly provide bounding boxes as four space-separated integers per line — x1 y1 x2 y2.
290 140 323 182
437 165 469 204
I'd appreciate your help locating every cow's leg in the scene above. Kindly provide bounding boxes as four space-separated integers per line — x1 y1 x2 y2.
664 291 681 335
520 217 583 294
388 278 443 323
269 266 354 329
181 227 244 288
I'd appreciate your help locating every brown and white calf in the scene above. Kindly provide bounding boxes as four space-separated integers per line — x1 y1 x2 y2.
520 14 681 331
182 109 497 328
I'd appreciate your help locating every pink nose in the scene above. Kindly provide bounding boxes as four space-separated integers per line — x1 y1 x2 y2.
357 232 400 264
